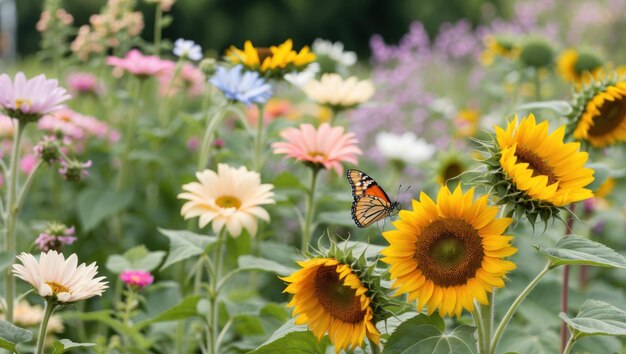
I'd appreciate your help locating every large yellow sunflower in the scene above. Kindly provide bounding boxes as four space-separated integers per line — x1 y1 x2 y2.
496 114 594 206
572 81 626 147
282 258 380 353
227 39 315 75
557 49 604 85
382 185 517 317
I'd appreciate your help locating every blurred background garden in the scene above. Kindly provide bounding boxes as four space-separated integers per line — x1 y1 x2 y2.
0 0 625 353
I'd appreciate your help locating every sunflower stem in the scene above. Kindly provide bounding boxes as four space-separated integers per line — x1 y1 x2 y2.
479 291 494 354
301 167 320 252
35 299 56 354
252 103 265 171
560 205 577 354
198 103 229 171
490 262 552 354
368 338 381 354
4 122 23 323
471 305 487 354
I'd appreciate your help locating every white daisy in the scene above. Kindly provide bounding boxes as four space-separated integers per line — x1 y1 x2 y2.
312 39 357 67
284 62 320 88
173 38 203 61
303 73 374 109
376 132 436 165
12 251 108 303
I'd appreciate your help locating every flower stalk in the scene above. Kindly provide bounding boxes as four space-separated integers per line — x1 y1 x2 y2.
197 104 229 171
35 299 57 354
153 4 163 56
301 167 320 252
560 205 577 354
116 78 145 191
207 229 227 354
252 103 265 171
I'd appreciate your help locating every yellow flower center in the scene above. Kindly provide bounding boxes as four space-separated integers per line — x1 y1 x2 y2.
46 281 70 294
215 195 241 209
307 151 327 159
515 147 557 185
256 48 273 65
414 218 484 287
588 97 626 137
314 265 365 323
15 98 32 110
442 162 463 182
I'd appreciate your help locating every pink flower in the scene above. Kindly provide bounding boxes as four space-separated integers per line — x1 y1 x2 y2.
38 108 119 148
35 224 77 252
120 270 154 289
20 154 38 174
0 72 71 121
186 137 200 152
66 73 104 96
272 123 362 175
0 115 15 138
106 49 174 78
158 62 205 97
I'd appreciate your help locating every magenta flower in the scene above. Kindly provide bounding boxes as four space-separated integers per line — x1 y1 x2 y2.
35 224 77 252
0 72 71 123
66 72 104 96
20 154 38 174
120 270 154 289
106 49 174 79
272 123 362 175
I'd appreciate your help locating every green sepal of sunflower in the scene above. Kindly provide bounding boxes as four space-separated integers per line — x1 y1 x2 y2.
472 135 567 229
306 236 399 324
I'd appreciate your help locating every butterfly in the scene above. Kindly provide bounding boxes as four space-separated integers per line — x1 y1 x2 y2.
347 169 400 228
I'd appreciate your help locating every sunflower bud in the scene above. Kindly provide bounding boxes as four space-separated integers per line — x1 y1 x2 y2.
519 39 554 69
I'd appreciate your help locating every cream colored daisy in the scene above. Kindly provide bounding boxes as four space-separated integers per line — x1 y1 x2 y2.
12 251 108 303
0 301 64 333
178 164 275 237
303 73 374 110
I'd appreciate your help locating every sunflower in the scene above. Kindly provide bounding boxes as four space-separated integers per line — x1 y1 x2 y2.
227 39 315 77
480 35 519 66
557 49 604 85
382 185 516 317
282 258 380 353
436 151 469 187
570 79 626 147
495 115 594 207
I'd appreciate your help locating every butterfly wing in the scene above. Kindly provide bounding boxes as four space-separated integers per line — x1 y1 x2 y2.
347 169 399 228
351 195 395 228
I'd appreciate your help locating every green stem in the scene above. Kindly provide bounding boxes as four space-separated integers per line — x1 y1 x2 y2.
193 256 205 295
252 103 265 171
35 299 56 354
116 79 145 191
368 338 381 354
301 168 320 252
472 304 486 354
562 333 576 354
15 160 43 212
208 229 226 354
479 291 494 354
197 105 229 171
533 69 542 101
490 262 552 354
4 122 23 323
160 60 184 127
153 5 163 56
121 288 136 326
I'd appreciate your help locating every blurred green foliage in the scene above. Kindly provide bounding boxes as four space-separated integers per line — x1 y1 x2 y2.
17 0 505 57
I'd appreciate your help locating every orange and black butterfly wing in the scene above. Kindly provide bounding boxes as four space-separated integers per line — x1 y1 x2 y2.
351 195 395 228
347 169 394 200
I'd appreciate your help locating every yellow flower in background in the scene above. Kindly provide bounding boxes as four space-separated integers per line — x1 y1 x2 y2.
480 35 520 66
227 39 315 75
497 115 594 206
455 109 480 137
572 81 626 147
595 177 615 199
382 185 517 317
557 49 604 85
282 258 380 353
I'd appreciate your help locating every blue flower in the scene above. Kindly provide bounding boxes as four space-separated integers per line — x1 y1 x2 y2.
209 65 272 106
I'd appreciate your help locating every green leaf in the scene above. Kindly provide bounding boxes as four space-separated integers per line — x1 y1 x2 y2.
61 311 150 349
515 100 572 115
106 246 165 274
338 240 385 259
317 210 355 227
249 319 329 354
237 255 297 276
538 235 626 268
0 252 15 272
137 295 202 329
383 315 476 354
159 228 216 269
51 339 96 354
273 172 305 190
0 321 32 352
560 299 626 338
77 187 134 231
585 163 610 191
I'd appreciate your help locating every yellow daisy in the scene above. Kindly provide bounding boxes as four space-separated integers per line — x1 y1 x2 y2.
282 258 380 353
480 35 519 66
496 114 595 206
227 39 315 76
382 185 517 317
557 49 604 85
572 81 626 147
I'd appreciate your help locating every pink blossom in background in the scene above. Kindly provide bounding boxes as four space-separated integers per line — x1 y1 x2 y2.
106 49 174 78
272 123 362 175
35 226 77 252
36 9 74 32
0 72 71 117
157 62 204 97
186 137 200 152
38 108 119 150
67 73 104 96
20 155 38 174
120 270 154 289
0 115 15 138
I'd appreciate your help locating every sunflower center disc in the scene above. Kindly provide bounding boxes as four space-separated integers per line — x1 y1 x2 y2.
589 98 626 137
46 281 70 294
215 196 241 209
515 147 557 185
414 218 484 287
256 48 273 64
314 266 366 323
443 162 463 182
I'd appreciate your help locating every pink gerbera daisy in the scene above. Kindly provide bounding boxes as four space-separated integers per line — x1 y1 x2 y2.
272 123 362 175
106 49 174 79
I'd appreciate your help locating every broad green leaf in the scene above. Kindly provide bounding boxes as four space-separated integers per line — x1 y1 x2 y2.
515 100 572 115
77 187 134 231
51 339 96 354
383 314 476 354
106 246 165 273
0 321 32 352
317 210 356 227
137 295 202 329
249 319 329 354
0 252 14 272
538 235 626 268
496 323 559 354
233 314 265 336
560 299 626 338
61 311 150 348
237 255 297 276
159 228 216 269
273 172 306 190
338 240 385 259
